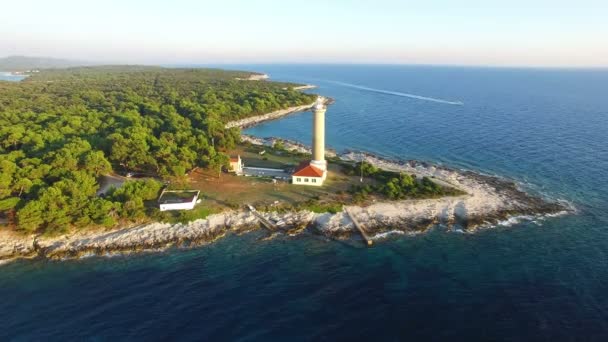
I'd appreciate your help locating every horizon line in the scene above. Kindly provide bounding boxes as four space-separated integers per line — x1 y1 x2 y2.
3 55 608 71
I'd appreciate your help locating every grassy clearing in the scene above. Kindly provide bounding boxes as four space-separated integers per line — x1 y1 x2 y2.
180 144 464 215
234 143 307 169
187 144 361 213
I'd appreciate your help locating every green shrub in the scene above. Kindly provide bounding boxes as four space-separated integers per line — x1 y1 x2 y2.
299 200 343 214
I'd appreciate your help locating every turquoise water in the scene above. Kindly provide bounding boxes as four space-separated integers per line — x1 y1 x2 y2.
2 65 608 340
0 72 27 82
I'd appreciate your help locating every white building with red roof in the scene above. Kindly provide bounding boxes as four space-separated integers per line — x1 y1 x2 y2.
292 161 326 186
229 155 243 175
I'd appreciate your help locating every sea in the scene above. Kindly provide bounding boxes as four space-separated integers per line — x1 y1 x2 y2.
1 65 608 341
0 72 27 82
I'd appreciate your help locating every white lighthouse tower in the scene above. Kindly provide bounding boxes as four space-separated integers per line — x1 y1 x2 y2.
291 96 328 186
310 96 327 171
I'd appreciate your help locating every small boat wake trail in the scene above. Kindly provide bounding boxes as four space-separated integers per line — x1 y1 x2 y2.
327 80 464 105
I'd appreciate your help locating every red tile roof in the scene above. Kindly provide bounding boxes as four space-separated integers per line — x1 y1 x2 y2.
292 161 325 177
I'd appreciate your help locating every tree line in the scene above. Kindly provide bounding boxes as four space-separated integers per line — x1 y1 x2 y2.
0 66 315 233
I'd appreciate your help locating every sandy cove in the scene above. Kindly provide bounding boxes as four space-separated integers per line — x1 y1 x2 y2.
0 100 570 263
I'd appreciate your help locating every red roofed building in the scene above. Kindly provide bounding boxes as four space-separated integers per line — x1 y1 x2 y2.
229 155 243 175
292 161 326 186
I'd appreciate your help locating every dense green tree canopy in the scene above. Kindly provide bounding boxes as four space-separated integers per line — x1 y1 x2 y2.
0 66 315 233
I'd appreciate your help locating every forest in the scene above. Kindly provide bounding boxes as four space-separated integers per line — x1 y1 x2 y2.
0 66 315 233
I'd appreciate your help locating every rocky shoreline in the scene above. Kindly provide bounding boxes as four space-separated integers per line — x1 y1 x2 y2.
0 92 571 264
290 84 317 90
240 134 338 158
226 97 333 130
0 148 570 263
225 102 316 129
235 73 270 81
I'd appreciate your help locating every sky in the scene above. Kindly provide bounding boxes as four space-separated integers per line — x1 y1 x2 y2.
1 0 607 67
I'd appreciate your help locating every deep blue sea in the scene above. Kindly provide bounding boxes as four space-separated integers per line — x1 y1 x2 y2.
2 65 608 341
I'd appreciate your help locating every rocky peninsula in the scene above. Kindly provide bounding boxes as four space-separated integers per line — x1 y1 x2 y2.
0 148 569 263
0 92 570 264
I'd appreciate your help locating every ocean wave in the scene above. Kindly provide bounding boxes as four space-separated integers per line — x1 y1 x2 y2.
489 209 572 229
497 215 536 227
0 259 13 266
543 209 572 218
371 230 406 240
327 80 464 105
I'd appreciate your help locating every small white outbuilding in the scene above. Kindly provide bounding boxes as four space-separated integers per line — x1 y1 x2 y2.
229 155 243 175
158 190 200 211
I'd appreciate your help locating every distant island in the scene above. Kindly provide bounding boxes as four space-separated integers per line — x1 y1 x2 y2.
0 55 95 72
0 63 569 263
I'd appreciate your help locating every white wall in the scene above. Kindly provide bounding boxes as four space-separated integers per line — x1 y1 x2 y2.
292 176 323 186
230 161 243 173
159 201 196 211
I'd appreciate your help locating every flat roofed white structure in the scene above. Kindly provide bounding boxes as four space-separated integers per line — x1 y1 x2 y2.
158 190 200 211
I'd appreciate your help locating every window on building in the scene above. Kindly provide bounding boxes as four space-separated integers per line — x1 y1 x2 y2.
312 178 317 183
305 178 309 182
297 178 301 182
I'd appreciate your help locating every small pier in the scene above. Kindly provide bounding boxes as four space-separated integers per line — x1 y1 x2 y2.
247 205 278 231
345 207 373 246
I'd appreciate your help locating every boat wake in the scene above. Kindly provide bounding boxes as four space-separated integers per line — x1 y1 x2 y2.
327 80 464 105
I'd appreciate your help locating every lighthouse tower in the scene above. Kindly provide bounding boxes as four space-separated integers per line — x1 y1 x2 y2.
291 96 328 186
310 97 327 171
